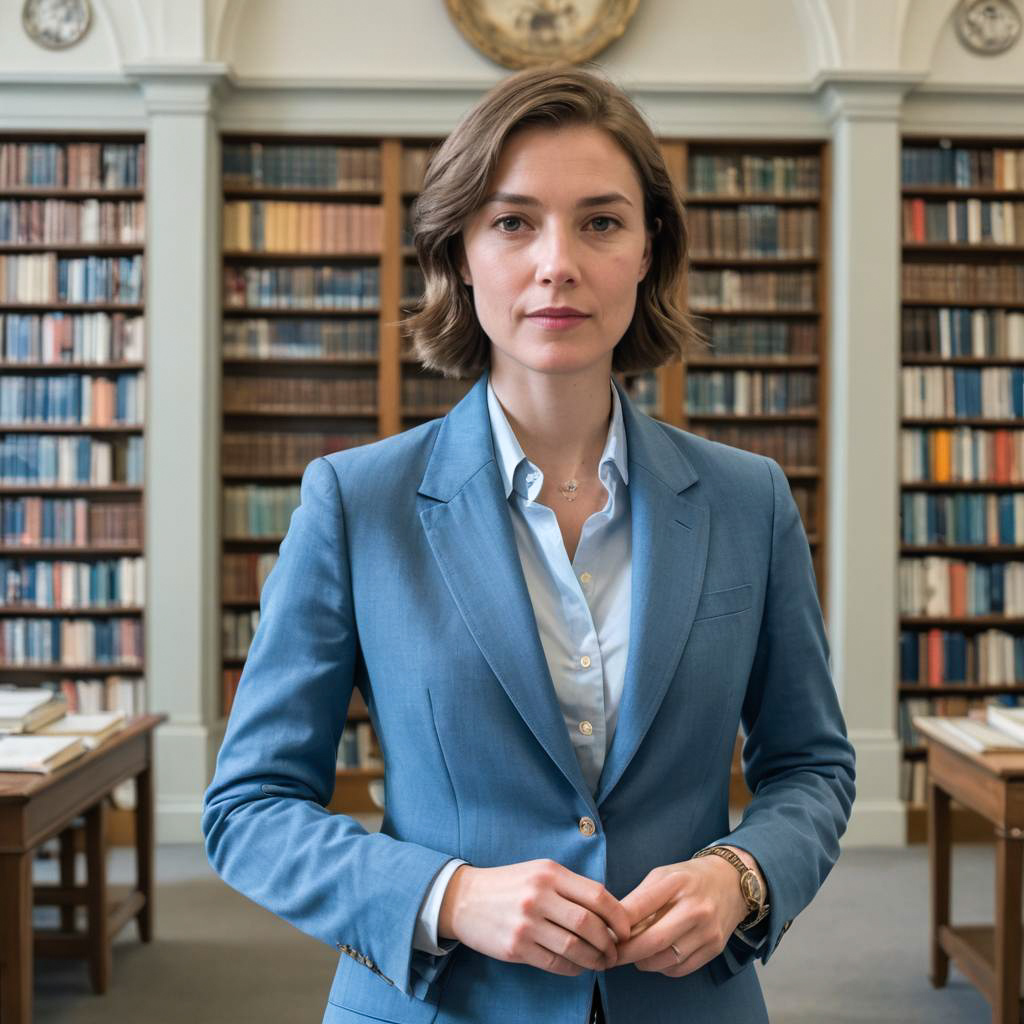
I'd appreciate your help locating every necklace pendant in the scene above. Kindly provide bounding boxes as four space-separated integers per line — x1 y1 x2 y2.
558 478 579 502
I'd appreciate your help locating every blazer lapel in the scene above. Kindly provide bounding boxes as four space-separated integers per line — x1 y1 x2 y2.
417 369 709 814
418 371 598 813
595 379 708 807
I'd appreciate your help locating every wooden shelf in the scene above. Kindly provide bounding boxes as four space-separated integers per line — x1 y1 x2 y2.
901 616 1024 627
901 545 1024 555
0 303 143 313
0 605 144 616
0 362 145 372
0 663 143 673
902 481 1024 491
0 485 142 495
0 424 142 434
223 250 382 262
0 545 142 556
901 356 1024 366
0 243 143 255
902 417 1024 427
899 684 1024 695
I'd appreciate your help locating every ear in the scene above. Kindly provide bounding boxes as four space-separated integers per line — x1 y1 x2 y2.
456 238 472 287
639 218 659 280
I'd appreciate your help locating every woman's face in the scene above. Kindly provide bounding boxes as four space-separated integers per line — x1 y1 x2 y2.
459 124 653 379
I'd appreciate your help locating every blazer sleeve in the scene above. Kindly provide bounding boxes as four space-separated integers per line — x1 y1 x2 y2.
201 456 456 1000
704 455 856 980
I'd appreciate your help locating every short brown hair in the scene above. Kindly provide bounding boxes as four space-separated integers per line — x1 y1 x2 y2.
399 62 700 379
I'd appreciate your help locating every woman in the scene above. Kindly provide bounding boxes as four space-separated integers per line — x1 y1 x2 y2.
202 64 856 1024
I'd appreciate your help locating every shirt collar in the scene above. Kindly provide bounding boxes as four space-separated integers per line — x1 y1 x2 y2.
486 376 629 502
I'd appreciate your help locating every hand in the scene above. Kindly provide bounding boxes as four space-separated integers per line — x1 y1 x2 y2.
613 847 760 977
438 860 631 976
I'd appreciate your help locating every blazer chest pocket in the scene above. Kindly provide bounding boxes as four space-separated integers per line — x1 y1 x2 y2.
693 583 752 622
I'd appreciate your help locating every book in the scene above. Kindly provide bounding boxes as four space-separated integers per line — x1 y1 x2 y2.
36 709 127 749
0 733 86 773
987 704 1024 744
0 687 68 733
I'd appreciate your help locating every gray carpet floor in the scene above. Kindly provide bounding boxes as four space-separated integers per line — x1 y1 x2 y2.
26 820 1003 1023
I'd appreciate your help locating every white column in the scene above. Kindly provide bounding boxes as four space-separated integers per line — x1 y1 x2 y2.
820 79 915 846
129 65 228 841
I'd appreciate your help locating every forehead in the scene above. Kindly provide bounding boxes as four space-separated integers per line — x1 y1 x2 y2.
485 124 644 199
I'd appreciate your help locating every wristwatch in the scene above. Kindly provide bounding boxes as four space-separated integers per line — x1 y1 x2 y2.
693 845 769 930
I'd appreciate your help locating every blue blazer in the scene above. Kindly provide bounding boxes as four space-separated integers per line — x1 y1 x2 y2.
202 368 856 1024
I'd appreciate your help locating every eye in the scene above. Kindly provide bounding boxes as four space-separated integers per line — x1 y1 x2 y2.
589 216 621 232
494 215 526 233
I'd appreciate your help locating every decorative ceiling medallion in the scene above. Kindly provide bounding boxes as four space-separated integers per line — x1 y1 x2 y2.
444 0 640 70
22 0 92 50
953 0 1021 55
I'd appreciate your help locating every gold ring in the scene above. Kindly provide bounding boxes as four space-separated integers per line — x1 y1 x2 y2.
670 942 683 964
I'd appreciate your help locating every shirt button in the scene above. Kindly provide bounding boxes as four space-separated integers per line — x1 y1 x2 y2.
580 572 592 584
579 720 593 736
579 816 597 837
580 655 591 668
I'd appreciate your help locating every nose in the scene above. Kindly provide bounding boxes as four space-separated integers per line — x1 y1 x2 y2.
534 220 579 288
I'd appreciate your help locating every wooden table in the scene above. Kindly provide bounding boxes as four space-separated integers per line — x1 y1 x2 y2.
0 713 166 1024
914 715 1024 1024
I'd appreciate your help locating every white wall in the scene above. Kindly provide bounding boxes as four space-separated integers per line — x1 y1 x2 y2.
2 0 1022 845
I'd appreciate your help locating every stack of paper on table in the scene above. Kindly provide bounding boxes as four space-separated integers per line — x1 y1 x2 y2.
36 710 128 750
915 713 1024 753
987 705 1024 745
0 734 86 773
0 687 68 734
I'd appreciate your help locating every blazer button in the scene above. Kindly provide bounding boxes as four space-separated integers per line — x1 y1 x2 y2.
579 816 597 836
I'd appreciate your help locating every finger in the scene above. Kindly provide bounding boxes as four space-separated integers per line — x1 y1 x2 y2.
541 888 619 966
618 873 681 931
552 872 628 954
531 916 613 972
617 910 700 967
518 937 587 977
669 938 719 978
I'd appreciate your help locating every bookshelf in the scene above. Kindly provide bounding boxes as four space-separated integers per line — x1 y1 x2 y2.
0 134 148 836
899 135 1024 842
220 135 832 815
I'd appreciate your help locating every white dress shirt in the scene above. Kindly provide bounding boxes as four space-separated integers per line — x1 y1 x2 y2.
410 376 767 969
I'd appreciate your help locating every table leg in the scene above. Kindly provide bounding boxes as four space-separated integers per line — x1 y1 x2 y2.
993 827 1023 1024
84 800 110 995
135 748 154 942
0 850 33 1024
59 825 77 933
928 779 951 988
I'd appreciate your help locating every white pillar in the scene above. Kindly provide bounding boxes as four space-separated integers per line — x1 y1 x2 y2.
821 79 916 846
129 65 228 841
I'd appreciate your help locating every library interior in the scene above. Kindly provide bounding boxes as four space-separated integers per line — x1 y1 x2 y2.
3 1 1024 1022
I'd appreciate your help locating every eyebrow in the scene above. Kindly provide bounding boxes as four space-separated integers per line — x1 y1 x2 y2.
481 191 634 209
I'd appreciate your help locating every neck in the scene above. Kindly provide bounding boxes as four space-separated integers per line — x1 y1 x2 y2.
488 358 613 481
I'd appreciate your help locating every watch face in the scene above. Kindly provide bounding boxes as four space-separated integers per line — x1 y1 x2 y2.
22 0 91 50
740 870 763 906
